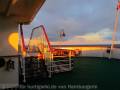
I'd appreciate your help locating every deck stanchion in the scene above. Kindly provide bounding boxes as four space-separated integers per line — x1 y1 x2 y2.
19 23 26 83
69 50 72 70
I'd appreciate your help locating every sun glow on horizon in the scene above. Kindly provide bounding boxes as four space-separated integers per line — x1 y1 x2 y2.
60 46 106 51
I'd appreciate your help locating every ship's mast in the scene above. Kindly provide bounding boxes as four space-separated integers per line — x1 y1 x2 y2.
109 0 120 59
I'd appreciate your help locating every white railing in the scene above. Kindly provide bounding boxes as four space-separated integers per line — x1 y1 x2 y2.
80 48 120 59
46 51 73 77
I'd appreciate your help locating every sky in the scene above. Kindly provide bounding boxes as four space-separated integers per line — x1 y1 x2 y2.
23 0 120 45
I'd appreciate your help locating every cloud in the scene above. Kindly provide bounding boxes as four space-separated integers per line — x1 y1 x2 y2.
23 0 120 45
51 28 113 45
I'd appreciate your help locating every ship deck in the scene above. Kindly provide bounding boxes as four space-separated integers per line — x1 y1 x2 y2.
19 57 120 90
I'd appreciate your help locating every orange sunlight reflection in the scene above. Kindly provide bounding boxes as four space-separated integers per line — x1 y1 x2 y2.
8 32 18 51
